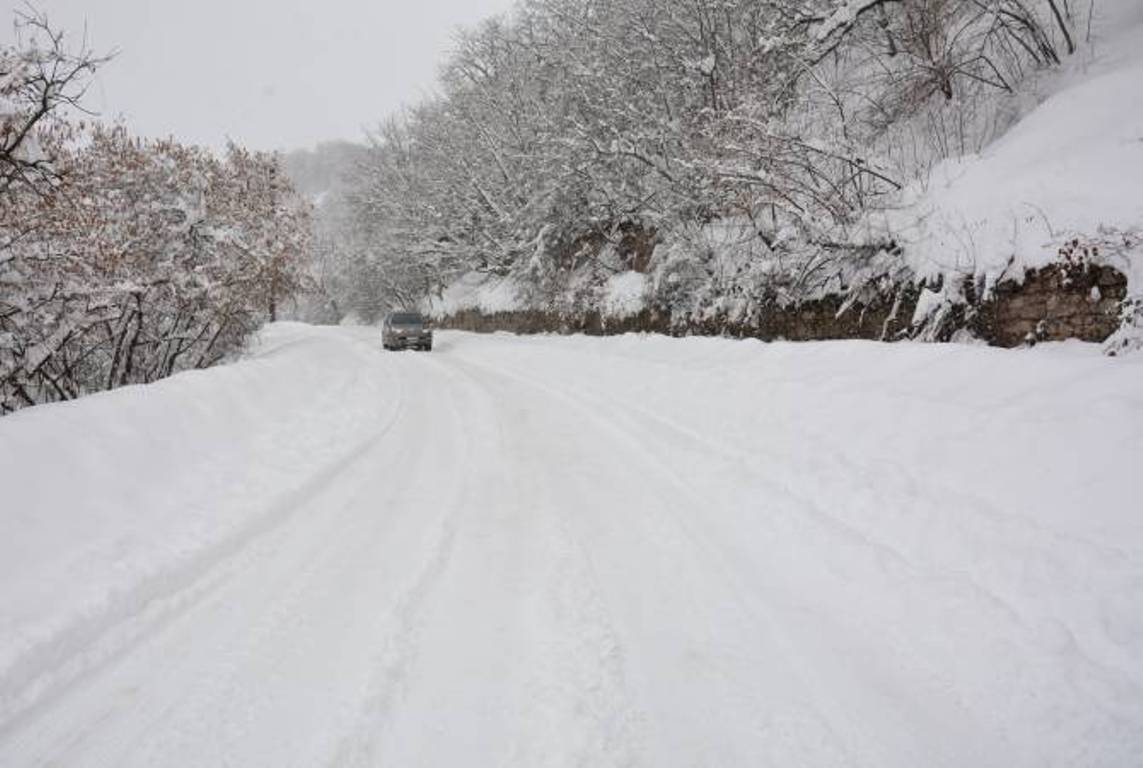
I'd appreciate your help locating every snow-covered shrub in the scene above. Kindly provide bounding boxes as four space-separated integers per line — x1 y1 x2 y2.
1104 298 1143 356
1 11 312 414
1 10 106 198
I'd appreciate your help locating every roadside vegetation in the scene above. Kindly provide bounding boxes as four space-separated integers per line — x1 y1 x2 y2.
0 10 311 413
318 0 1089 323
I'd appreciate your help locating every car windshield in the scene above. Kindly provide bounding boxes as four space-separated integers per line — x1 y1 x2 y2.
390 313 423 326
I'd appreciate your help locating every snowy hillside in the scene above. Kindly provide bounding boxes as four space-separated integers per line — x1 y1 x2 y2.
418 0 1143 346
871 0 1143 287
1 325 1141 766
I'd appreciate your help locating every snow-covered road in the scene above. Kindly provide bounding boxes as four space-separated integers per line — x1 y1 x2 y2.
1 325 1141 767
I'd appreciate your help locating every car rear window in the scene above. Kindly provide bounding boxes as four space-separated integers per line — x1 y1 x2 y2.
390 313 423 325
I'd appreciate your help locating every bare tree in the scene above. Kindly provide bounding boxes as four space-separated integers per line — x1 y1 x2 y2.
0 8 111 198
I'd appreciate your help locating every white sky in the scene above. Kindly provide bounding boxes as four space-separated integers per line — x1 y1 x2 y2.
3 0 517 150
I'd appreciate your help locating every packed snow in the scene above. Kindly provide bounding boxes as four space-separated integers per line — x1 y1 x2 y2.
1 324 1141 766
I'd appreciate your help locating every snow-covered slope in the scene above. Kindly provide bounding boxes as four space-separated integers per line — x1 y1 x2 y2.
432 3 1143 334
875 0 1143 286
1 326 1141 766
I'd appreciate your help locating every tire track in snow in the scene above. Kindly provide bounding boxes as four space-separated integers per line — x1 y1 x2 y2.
0 338 478 767
443 353 1012 766
329 358 482 767
450 359 645 768
335 353 646 768
438 356 875 765
8 453 400 767
458 348 1050 631
5 328 1140 767
449 339 1143 766
480 349 1143 712
0 367 408 741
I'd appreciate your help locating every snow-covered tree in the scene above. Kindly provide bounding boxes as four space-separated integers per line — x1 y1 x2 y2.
0 9 107 199
1 118 312 411
333 0 1082 314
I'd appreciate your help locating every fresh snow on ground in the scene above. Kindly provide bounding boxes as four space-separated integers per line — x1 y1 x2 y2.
1 324 1141 766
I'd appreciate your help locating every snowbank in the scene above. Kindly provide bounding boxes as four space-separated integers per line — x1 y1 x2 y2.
0 323 398 715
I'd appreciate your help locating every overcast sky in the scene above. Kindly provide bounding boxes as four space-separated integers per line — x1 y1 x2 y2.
3 0 517 151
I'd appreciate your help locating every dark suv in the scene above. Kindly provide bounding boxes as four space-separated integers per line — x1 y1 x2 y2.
382 311 433 351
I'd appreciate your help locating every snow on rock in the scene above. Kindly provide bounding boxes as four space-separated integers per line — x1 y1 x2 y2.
813 0 883 41
599 271 648 318
910 286 946 325
425 271 524 318
1105 297 1143 355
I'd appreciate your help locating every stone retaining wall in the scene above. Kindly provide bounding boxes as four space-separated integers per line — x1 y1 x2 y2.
437 261 1128 347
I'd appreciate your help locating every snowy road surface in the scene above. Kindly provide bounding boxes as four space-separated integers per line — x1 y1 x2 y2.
1 324 1142 767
